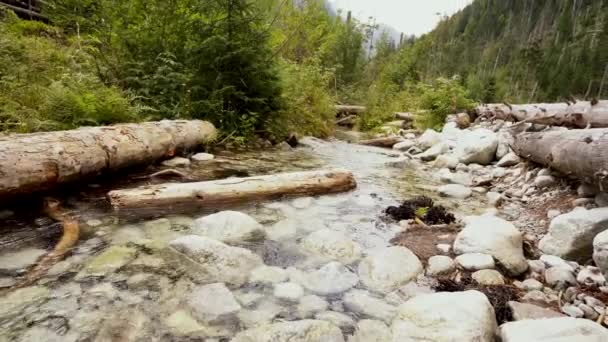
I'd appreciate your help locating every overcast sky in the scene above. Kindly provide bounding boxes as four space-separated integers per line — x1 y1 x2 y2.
329 0 473 36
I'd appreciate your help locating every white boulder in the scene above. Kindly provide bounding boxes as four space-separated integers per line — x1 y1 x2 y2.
187 283 241 323
343 289 398 323
358 246 423 293
455 253 495 271
453 129 498 165
289 262 358 296
417 129 442 150
499 317 608 342
301 229 362 264
426 255 455 276
191 153 214 162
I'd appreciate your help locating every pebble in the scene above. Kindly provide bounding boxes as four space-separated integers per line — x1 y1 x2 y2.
472 269 505 285
191 152 215 161
455 253 495 271
520 279 544 291
161 157 190 167
436 244 451 254
561 305 584 318
534 175 556 188
486 192 503 207
426 256 455 276
545 267 576 289
578 303 599 320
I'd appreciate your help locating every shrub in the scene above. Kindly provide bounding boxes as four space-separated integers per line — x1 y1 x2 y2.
415 77 476 130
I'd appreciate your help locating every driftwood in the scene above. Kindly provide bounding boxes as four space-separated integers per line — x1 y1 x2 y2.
395 112 414 122
336 115 357 126
511 128 608 190
335 105 366 115
476 101 608 128
358 136 403 148
0 120 217 199
108 169 357 209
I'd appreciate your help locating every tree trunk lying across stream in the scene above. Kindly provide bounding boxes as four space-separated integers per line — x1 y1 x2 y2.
0 120 217 199
512 128 608 189
476 101 608 128
108 169 357 209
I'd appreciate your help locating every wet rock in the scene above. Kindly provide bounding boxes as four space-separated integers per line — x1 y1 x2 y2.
265 219 298 241
191 152 215 162
596 192 608 207
0 247 46 275
426 255 455 276
472 269 505 285
384 157 413 168
576 266 606 286
234 290 264 307
539 207 608 261
192 211 265 243
497 152 521 167
455 253 495 271
520 279 544 291
232 319 345 342
95 309 149 342
165 310 210 337
391 290 497 342
77 246 137 279
573 198 595 207
289 262 358 296
348 319 391 342
314 311 355 331
274 282 304 302
161 156 190 167
249 265 288 285
297 295 329 318
593 229 608 278
167 235 263 287
18 326 78 342
0 286 49 323
453 128 498 165
292 197 314 209
499 317 608 342
507 301 563 321
142 218 182 244
561 305 584 318
187 283 241 323
0 276 16 288
237 299 284 328
343 289 397 323
110 226 147 245
438 184 472 199
127 254 168 274
453 215 528 276
434 154 459 169
539 255 575 272
418 142 448 161
486 192 503 207
358 246 423 293
301 229 362 264
578 183 600 197
393 140 416 151
438 168 472 186
417 129 442 150
534 175 556 188
578 303 599 320
126 273 164 291
545 267 576 289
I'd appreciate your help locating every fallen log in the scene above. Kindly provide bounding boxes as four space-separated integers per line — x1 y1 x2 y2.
358 136 403 148
0 120 217 199
108 169 356 209
336 105 366 115
336 115 357 126
511 128 608 189
476 101 608 128
395 112 414 122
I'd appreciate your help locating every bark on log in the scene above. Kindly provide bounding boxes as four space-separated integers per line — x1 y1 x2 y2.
394 112 414 122
511 128 608 189
0 120 217 199
336 115 357 126
108 169 357 209
335 105 366 115
476 101 608 128
358 136 403 148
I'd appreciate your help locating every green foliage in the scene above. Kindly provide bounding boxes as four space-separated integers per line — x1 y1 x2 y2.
415 78 476 130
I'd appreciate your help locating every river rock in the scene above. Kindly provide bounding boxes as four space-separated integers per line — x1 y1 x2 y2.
418 142 448 161
521 279 544 291
426 255 455 276
438 169 472 186
192 211 265 243
301 229 362 264
314 311 355 330
343 289 398 323
497 152 521 167
95 309 149 342
0 247 46 275
434 154 459 169
593 229 608 278
453 215 528 276
455 253 495 271
274 282 304 302
191 152 215 161
77 246 137 278
486 192 503 207
349 320 391 342
534 175 556 188
265 219 298 241
161 157 190 167
165 310 215 337
358 246 423 293
0 286 49 323
249 266 288 285
391 290 497 342
499 317 608 341
472 269 505 285
596 192 608 207
289 262 358 295
417 129 442 150
19 326 78 342
297 295 329 318
539 255 575 272
393 140 416 151
168 235 263 287
545 267 576 289
576 266 606 286
453 129 498 165
507 301 563 321
539 207 608 261
187 283 241 323
561 305 584 318
438 184 472 199
232 320 345 342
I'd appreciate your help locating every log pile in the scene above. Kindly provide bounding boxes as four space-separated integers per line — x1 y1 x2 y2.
0 120 217 199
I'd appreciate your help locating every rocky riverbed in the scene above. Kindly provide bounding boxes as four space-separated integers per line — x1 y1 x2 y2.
1 122 608 341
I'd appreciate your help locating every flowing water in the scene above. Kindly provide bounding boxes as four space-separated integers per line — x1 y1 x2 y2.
0 138 486 341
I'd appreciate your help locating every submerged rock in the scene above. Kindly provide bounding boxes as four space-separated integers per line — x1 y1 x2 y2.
161 157 190 167
300 229 362 264
342 289 397 323
539 207 608 261
499 317 608 341
438 184 472 199
249 265 288 285
349 319 391 342
391 290 497 342
0 248 46 276
232 320 345 342
0 286 49 323
453 215 528 276
192 211 265 243
191 152 215 162
167 235 263 286
289 262 358 296
187 283 241 323
296 295 329 318
358 246 423 293
95 309 149 342
77 246 137 278
273 282 304 302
